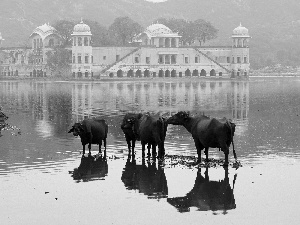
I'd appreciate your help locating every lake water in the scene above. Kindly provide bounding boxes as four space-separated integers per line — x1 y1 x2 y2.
0 77 299 225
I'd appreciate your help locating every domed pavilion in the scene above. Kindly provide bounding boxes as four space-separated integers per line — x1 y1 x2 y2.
135 23 181 47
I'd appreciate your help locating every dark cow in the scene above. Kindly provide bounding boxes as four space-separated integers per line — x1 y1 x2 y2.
167 166 236 213
121 153 168 199
121 113 143 154
72 154 108 182
0 109 9 137
68 117 108 156
135 113 168 158
167 111 236 165
0 108 9 123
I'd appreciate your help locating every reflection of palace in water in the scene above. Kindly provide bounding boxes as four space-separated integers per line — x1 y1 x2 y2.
0 82 73 138
0 80 249 138
71 80 249 124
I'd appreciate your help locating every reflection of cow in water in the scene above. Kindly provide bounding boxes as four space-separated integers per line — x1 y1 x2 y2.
167 167 236 213
72 154 108 182
121 153 168 199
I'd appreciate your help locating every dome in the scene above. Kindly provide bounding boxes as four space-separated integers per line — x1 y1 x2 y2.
37 23 56 33
232 23 249 37
72 20 92 36
145 23 173 36
30 23 58 40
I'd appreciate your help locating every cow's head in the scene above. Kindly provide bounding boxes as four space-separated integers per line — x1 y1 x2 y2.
121 116 136 130
226 119 236 137
167 111 190 125
230 121 236 137
68 123 84 136
121 113 143 138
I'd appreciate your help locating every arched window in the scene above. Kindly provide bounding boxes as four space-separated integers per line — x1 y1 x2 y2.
49 39 54 47
84 37 89 46
171 38 176 47
78 37 82 46
159 38 164 47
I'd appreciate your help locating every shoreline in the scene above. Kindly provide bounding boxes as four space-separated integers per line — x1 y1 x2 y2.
1 74 299 82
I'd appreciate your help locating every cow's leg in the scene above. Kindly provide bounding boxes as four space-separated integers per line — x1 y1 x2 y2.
99 141 102 154
157 143 164 159
88 143 92 155
193 138 204 163
232 140 237 160
82 144 86 155
126 137 131 153
205 147 209 162
147 144 151 158
224 153 229 166
141 141 146 159
87 132 93 155
132 139 135 154
222 146 229 166
152 144 156 159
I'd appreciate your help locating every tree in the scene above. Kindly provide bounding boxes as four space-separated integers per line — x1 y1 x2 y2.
84 20 112 46
108 17 143 46
53 20 76 47
156 18 194 45
154 18 218 46
193 19 218 46
45 47 71 76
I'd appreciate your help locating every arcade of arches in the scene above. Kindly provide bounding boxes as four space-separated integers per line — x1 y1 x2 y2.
108 69 223 78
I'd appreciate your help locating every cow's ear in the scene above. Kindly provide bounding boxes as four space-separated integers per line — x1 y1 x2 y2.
68 127 74 133
184 111 190 119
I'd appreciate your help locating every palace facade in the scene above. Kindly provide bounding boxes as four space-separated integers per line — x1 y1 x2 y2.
0 20 250 78
71 21 250 78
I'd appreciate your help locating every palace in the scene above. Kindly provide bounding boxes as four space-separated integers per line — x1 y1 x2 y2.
0 20 250 78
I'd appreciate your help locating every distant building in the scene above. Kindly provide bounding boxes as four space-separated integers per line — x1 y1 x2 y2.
0 21 250 79
0 23 61 77
71 21 251 78
29 23 61 66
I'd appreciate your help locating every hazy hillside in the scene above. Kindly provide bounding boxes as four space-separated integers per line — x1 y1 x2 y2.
1 0 300 68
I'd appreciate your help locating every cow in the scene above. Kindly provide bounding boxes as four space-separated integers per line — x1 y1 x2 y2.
167 166 236 213
121 113 143 154
134 113 168 159
0 108 9 123
68 117 108 156
167 111 236 165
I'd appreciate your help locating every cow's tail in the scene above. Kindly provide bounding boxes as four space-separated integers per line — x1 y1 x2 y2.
157 117 167 157
225 120 237 160
104 121 108 139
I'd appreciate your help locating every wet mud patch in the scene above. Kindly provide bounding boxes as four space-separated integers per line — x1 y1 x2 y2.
163 154 242 169
0 122 21 136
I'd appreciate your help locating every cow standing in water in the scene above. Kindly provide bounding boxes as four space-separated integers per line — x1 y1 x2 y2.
167 111 236 166
137 113 168 159
121 113 143 154
68 118 108 156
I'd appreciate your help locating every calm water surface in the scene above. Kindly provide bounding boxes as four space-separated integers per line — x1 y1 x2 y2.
0 78 299 225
